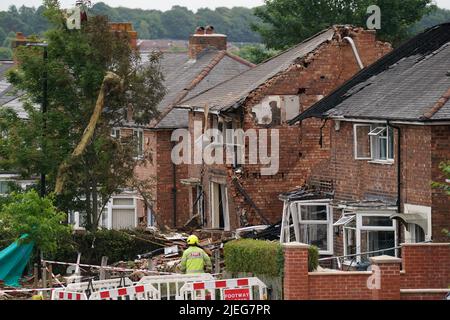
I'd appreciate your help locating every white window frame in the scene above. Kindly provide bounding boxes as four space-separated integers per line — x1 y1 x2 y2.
133 129 144 159
370 124 394 163
353 124 372 160
289 201 334 255
111 128 121 139
353 123 394 163
107 196 138 230
343 212 397 264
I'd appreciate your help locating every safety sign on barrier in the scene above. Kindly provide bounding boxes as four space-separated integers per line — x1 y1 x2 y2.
224 288 250 300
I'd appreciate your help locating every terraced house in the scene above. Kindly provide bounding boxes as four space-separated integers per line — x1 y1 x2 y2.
287 23 450 264
173 25 392 240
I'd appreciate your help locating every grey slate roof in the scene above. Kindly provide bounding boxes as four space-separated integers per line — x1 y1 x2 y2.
290 23 450 123
178 28 336 112
149 49 252 129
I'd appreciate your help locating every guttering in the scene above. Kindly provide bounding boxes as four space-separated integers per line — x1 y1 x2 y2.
343 37 364 70
329 116 450 126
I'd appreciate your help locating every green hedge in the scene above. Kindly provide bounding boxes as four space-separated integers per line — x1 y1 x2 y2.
224 239 320 276
224 239 284 277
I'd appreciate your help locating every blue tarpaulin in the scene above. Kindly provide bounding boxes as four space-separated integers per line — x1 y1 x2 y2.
0 234 34 287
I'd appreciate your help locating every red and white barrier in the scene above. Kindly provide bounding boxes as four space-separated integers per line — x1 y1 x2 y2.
137 274 214 300
177 277 267 300
51 289 87 300
89 283 160 300
66 277 133 293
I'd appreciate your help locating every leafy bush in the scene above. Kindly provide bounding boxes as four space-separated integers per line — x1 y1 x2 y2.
224 239 284 277
0 190 71 254
308 246 319 272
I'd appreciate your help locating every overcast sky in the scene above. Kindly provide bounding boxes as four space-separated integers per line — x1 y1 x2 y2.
1 0 450 11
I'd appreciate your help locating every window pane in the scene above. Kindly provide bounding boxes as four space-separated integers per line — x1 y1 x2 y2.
379 137 387 160
299 224 329 251
362 216 393 227
345 228 357 256
300 205 328 221
354 125 371 158
113 198 134 206
0 181 10 194
360 230 395 259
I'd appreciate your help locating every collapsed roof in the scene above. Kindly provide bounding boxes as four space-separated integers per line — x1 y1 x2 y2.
290 23 450 123
177 27 339 112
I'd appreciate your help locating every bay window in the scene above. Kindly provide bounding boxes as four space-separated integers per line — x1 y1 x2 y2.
339 212 397 263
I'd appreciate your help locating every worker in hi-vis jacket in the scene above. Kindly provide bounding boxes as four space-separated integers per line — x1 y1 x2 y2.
180 235 212 274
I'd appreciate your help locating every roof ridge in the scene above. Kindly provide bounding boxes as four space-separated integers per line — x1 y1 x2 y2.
224 51 256 68
421 86 450 120
177 28 337 109
152 50 228 128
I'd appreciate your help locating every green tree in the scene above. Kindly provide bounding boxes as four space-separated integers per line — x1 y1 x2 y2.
233 44 278 64
1 0 165 231
0 190 71 254
161 6 197 39
253 0 434 49
0 47 12 59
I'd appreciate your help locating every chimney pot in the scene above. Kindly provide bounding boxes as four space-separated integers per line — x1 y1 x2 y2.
205 25 215 35
188 26 226 60
195 26 205 35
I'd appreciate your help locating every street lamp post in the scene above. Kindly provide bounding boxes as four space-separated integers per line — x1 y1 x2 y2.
26 42 48 197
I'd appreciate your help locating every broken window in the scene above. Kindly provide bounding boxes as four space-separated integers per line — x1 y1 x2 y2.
251 95 300 126
282 202 333 255
210 182 230 230
353 123 394 162
133 129 144 159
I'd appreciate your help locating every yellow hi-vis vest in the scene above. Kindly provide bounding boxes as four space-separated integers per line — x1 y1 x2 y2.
180 246 212 274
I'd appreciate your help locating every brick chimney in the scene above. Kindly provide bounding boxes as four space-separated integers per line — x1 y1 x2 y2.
109 22 138 49
188 25 227 60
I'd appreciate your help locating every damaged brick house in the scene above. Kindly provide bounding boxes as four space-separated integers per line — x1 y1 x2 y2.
1 25 254 230
109 25 254 230
173 26 391 237
285 23 450 264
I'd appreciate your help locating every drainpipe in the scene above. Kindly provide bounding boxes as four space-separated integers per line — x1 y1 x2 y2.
388 121 402 253
171 141 177 228
343 37 364 70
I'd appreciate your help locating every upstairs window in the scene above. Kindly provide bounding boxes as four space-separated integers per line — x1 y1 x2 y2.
354 124 394 162
133 129 144 159
111 128 121 139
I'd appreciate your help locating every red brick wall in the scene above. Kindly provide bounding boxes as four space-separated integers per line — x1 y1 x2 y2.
308 273 372 300
283 242 450 300
431 126 450 242
315 121 449 250
400 243 450 289
190 28 391 228
154 130 190 228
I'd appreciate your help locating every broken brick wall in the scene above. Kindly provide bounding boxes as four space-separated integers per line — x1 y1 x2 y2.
229 29 392 226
